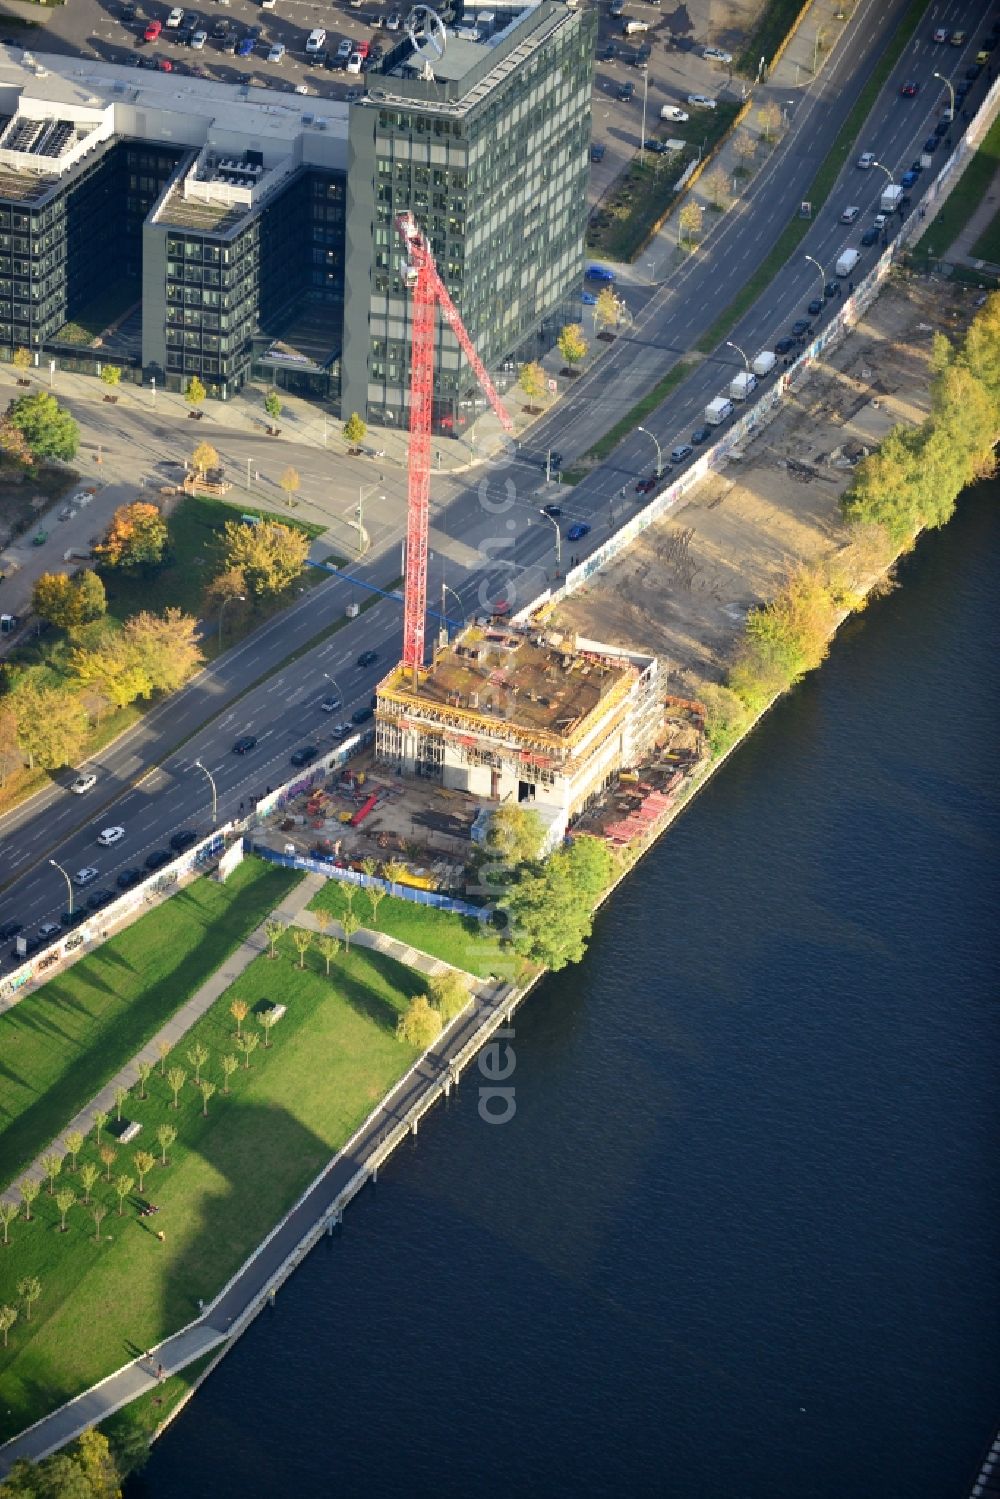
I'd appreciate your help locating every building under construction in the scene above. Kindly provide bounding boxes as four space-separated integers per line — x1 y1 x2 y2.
375 623 662 847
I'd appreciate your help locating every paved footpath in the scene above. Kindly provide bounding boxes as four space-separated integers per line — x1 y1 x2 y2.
942 162 1000 271
0 889 516 1473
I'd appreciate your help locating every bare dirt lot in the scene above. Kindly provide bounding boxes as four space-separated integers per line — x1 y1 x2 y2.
552 273 978 694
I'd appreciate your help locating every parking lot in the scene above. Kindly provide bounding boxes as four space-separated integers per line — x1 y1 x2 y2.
4 0 403 99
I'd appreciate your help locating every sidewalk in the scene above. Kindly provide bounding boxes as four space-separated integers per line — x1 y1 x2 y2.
942 162 1000 269
1 873 319 1207
294 906 494 991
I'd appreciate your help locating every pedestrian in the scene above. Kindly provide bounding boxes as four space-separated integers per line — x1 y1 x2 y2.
238 800 244 813
156 1363 165 1382
197 1297 204 1313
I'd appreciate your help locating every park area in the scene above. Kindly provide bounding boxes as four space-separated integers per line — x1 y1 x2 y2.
0 866 431 1440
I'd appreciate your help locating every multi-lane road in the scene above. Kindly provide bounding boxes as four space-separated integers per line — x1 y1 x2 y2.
0 0 992 952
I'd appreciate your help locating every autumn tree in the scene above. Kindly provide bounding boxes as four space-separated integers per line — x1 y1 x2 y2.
258 1010 280 1048
6 390 79 460
343 411 367 447
396 995 443 1048
222 518 310 598
678 202 704 246
100 363 122 390
279 465 301 508
187 1041 209 1085
315 934 340 975
8 676 87 770
594 287 620 333
31 570 107 630
291 927 313 969
156 1123 177 1166
96 501 168 570
65 1129 85 1172
123 608 203 695
237 1031 259 1070
93 1109 109 1145
756 101 781 142
426 969 470 1023
114 1175 134 1216
91 1203 108 1242
483 803 545 869
198 1079 217 1117
204 566 248 620
184 374 206 410
0 415 33 471
190 439 220 478
220 1054 239 1094
703 166 732 210
263 919 287 959
136 1059 153 1100
264 389 282 421
11 346 30 373
114 1085 129 1122
557 323 588 369
0 702 18 790
341 910 360 952
100 1144 117 1183
733 129 756 170
230 998 249 1036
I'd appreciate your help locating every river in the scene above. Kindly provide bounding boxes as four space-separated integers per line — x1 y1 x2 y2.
132 482 999 1499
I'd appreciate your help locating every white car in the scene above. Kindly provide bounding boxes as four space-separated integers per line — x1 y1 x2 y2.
873 212 888 229
857 151 875 169
73 867 99 887
346 50 362 73
687 94 718 109
660 105 690 122
97 826 125 847
336 38 353 59
702 46 732 63
840 204 860 223
386 10 401 29
190 29 208 48
70 772 98 795
267 41 285 62
166 6 184 26
306 27 326 52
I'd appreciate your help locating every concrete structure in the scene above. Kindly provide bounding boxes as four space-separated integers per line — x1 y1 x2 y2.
375 622 661 846
0 1 593 423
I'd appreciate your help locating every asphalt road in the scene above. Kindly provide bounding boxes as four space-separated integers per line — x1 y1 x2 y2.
0 0 991 950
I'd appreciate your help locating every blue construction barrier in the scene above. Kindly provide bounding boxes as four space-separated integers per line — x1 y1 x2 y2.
250 842 485 919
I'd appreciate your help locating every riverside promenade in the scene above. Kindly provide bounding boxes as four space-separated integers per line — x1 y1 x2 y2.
0 902 523 1473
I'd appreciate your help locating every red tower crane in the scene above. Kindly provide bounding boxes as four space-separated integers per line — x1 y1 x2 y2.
396 211 514 679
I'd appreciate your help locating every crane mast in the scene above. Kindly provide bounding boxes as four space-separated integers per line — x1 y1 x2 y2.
395 211 514 680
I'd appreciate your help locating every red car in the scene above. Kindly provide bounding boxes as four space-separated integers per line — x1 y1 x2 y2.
635 477 657 494
899 79 919 97
144 18 162 39
157 56 173 70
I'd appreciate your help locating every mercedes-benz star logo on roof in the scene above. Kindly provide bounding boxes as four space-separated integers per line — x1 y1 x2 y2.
406 5 447 63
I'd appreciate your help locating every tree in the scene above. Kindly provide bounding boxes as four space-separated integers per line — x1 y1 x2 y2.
74 570 107 627
0 1201 18 1245
64 1129 85 1172
30 571 105 631
237 1031 259 1070
184 374 206 410
100 364 122 391
484 804 545 868
198 1079 217 1117
18 1276 41 1321
186 1041 209 1085
501 848 603 972
74 1429 121 1499
518 361 547 408
40 1151 63 1196
114 1085 129 1122
91 1203 108 1243
157 1041 171 1077
204 565 248 622
12 345 30 373
756 101 781 141
136 1059 153 1100
341 910 360 952
190 439 219 477
79 1163 100 1205
366 884 386 928
0 414 33 471
18 1178 40 1222
222 519 310 598
427 969 470 1023
733 129 756 168
156 1123 177 1166
594 287 620 333
382 860 405 893
93 1109 109 1146
166 1067 187 1109
264 390 282 421
316 933 341 975
396 994 443 1048
678 202 704 247
291 927 313 969
230 998 249 1035
0 1304 17 1348
9 678 87 771
99 1144 117 1183
263 919 286 959
122 608 203 696
55 1189 76 1233
343 411 367 447
114 1175 133 1216
256 1009 279 1049
557 323 588 369
133 1151 155 1193
96 501 168 570
703 166 732 210
279 466 300 508
221 1054 239 1094
0 701 20 790
7 390 79 460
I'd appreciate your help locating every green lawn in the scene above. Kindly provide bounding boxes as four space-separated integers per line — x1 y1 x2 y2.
0 935 424 1440
934 113 1000 263
100 1349 218 1475
308 880 514 981
0 858 301 1189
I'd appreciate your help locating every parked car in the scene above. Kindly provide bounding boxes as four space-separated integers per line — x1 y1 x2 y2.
73 867 99 886
840 204 861 223
774 336 795 355
590 142 605 162
337 38 353 59
0 920 23 942
145 849 171 871
71 772 98 795
932 26 948 42
900 168 919 188
144 18 162 40
351 705 374 725
169 829 198 852
331 723 353 741
691 425 711 444
617 80 635 101
236 34 255 55
702 46 732 62
166 7 184 26
157 56 174 70
97 826 125 847
643 139 672 154
950 29 966 46
934 118 949 136
357 649 379 668
38 921 62 941
190 29 208 48
807 297 823 315
687 94 717 108
660 105 690 122
232 735 258 754
791 318 812 337
635 477 657 494
306 26 327 51
320 693 343 712
860 226 880 246
581 289 597 305
567 522 591 542
824 281 838 298
586 264 615 282
346 51 363 73
116 868 142 889
267 41 285 62
86 888 115 911
670 443 693 463
965 64 981 81
60 910 84 929
211 17 230 38
923 135 940 153
290 744 319 767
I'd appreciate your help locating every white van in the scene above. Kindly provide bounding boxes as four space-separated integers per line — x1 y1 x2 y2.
306 27 327 51
836 248 860 277
752 350 776 377
623 19 649 33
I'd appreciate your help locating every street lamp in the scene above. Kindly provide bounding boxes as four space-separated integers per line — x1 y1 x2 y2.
933 72 955 120
48 359 55 389
193 759 218 825
50 858 73 916
636 425 664 477
440 581 465 639
724 340 751 373
538 508 562 570
871 159 894 189
218 591 246 646
804 254 826 295
151 376 156 407
324 670 345 706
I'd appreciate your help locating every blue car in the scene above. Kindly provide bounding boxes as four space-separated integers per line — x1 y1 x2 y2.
581 289 597 305
586 264 615 283
567 522 591 542
900 169 919 188
236 34 255 56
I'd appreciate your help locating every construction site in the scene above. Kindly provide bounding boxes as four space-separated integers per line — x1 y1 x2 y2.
552 272 978 697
